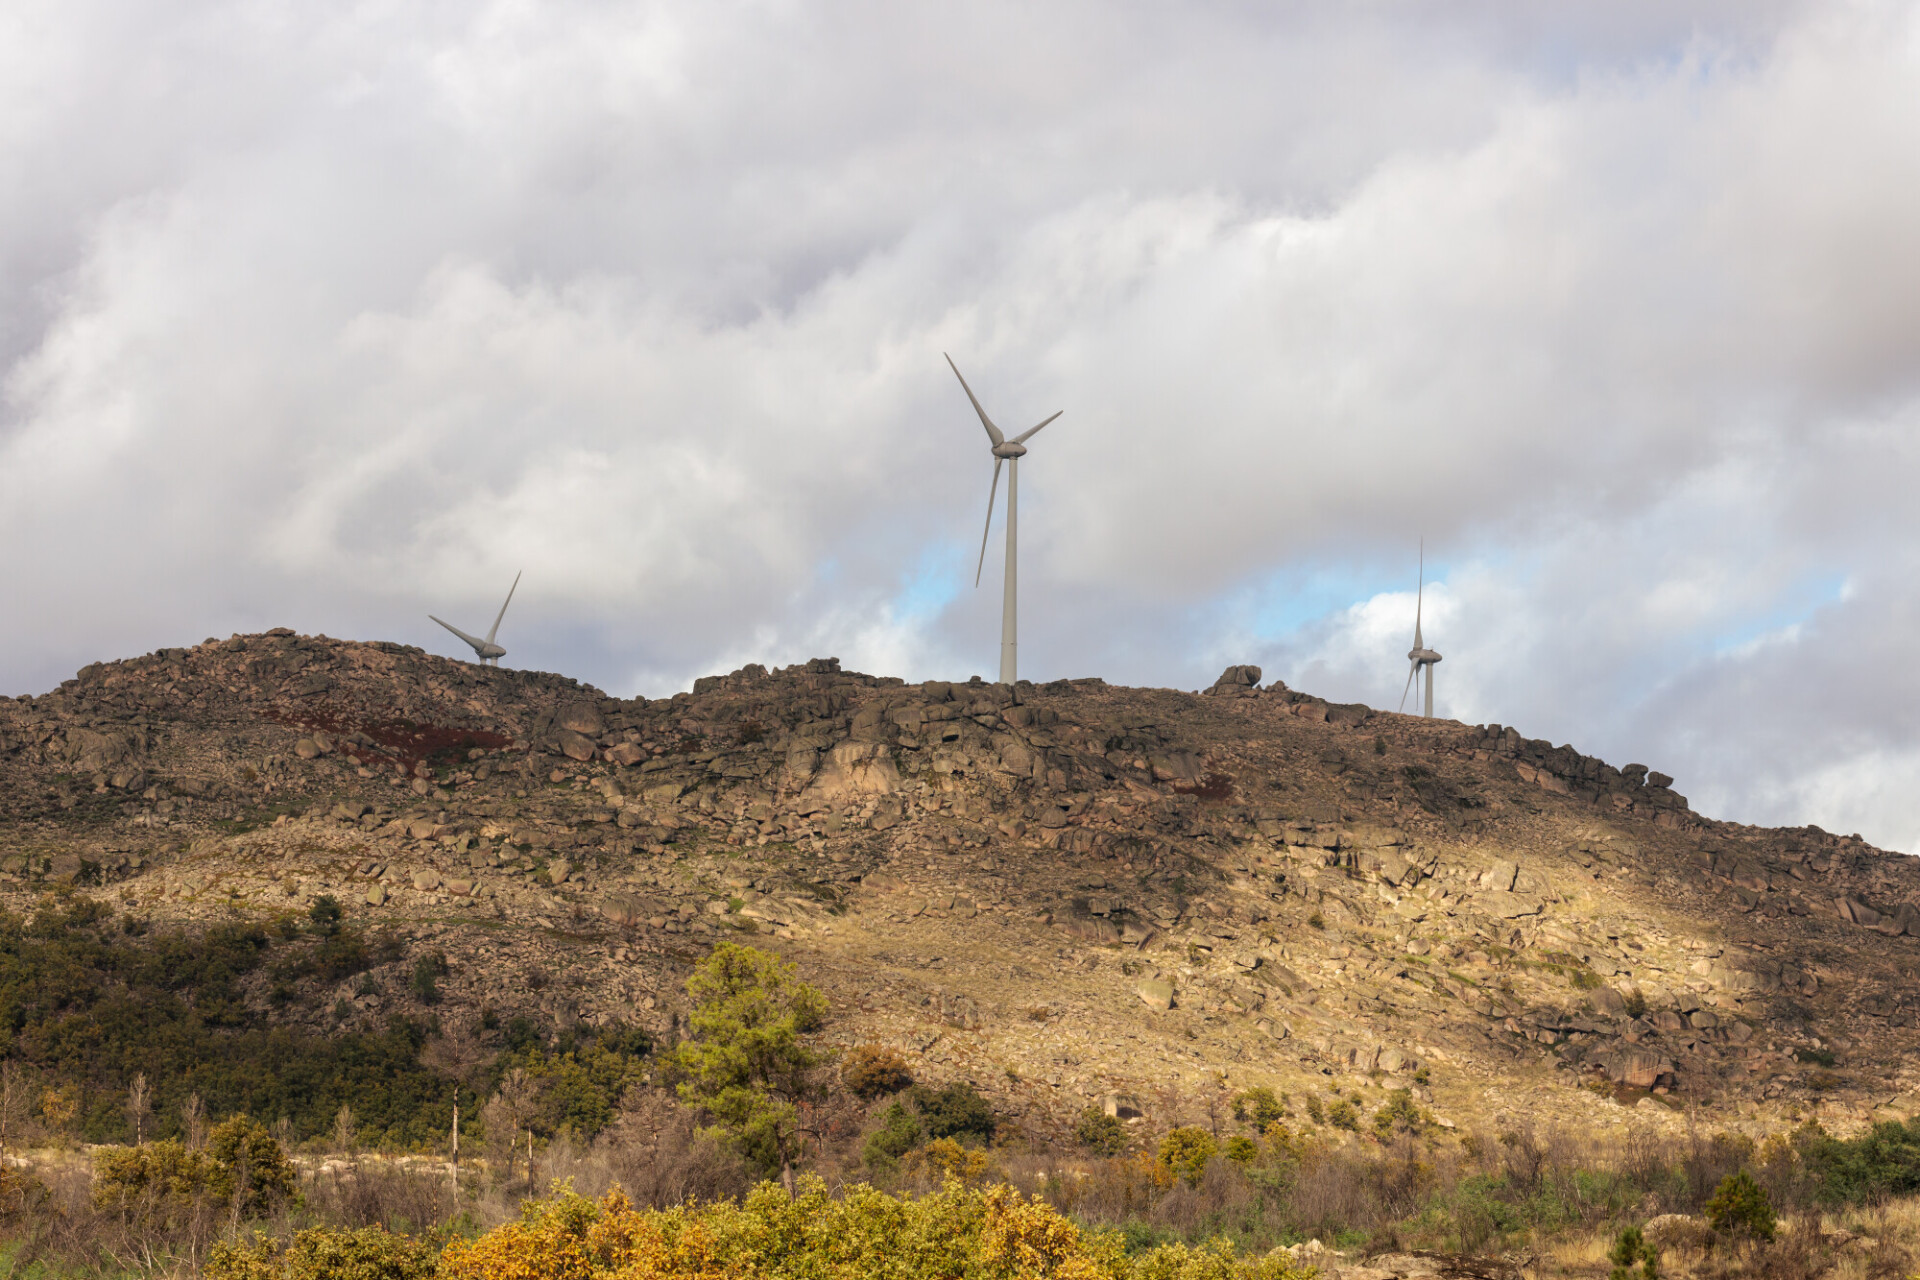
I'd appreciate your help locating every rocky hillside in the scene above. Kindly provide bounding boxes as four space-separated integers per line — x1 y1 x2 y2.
3 630 1918 1145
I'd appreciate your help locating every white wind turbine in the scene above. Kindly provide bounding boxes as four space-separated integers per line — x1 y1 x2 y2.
946 354 1062 686
1399 545 1442 717
430 571 521 667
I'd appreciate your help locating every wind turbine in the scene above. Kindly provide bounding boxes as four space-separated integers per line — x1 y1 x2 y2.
946 354 1061 686
1400 545 1442 717
430 571 521 667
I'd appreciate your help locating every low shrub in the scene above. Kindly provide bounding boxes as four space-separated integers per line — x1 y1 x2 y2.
436 1182 1316 1280
94 1117 297 1225
1232 1088 1287 1130
863 1102 924 1168
842 1045 913 1099
909 1082 995 1145
206 1226 437 1280
1795 1115 1920 1206
1077 1107 1130 1158
411 951 448 1005
1704 1169 1776 1242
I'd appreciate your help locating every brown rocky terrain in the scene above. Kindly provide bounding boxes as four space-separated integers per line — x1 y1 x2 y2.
4 629 1919 1146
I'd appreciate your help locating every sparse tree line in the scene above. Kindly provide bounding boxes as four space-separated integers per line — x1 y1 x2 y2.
3 901 1920 1277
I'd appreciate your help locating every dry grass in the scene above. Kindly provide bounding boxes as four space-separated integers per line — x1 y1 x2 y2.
1534 1204 1920 1279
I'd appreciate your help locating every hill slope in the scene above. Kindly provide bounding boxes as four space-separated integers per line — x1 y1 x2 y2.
3 630 1918 1145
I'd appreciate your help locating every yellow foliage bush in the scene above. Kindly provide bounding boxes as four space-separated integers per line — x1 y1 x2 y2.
438 1180 1316 1280
902 1136 992 1186
206 1226 438 1280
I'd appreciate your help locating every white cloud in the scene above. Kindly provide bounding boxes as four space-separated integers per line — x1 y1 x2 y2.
6 1 1920 848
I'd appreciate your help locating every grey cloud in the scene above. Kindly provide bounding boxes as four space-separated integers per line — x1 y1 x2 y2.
5 2 1920 849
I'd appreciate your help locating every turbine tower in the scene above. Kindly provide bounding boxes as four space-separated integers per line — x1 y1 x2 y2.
1399 545 1442 717
946 354 1061 686
430 571 521 667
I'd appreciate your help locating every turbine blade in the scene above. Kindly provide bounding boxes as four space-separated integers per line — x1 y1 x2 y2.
486 570 522 645
1398 661 1417 713
430 615 486 654
944 353 1004 447
1413 540 1425 649
974 457 1003 587
1011 410 1062 444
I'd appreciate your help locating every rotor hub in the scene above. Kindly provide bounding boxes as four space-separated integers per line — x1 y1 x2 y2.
991 442 1028 459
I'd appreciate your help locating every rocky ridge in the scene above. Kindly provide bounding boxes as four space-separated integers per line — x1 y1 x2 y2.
3 631 1919 1145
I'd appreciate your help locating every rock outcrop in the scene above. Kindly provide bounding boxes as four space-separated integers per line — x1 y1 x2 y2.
2 631 1917 1145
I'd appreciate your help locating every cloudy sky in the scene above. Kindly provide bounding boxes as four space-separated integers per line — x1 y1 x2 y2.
5 1 1920 847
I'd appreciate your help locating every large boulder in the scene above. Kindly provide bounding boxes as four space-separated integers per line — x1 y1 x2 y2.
553 729 597 762
558 704 607 736
1135 979 1175 1011
1598 1046 1674 1090
1208 664 1262 693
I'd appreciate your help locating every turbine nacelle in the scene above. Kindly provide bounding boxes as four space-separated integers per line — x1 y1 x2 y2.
1408 647 1442 664
430 570 522 668
991 441 1028 459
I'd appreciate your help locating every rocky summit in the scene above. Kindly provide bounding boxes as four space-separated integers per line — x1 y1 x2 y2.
4 629 1918 1142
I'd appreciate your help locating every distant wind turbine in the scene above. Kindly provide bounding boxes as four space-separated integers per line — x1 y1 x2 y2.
1400 545 1442 717
430 571 521 667
946 354 1062 686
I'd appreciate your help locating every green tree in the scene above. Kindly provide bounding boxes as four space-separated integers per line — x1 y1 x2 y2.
668 943 826 1174
307 896 343 937
1232 1086 1287 1130
1609 1224 1659 1280
1371 1088 1424 1141
1157 1126 1218 1187
205 1115 299 1215
1704 1169 1776 1242
411 951 448 1005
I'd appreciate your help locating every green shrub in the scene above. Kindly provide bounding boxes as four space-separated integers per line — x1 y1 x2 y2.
1704 1169 1776 1241
1370 1089 1423 1141
94 1116 296 1224
1326 1100 1359 1132
1157 1126 1218 1187
908 1082 995 1145
1223 1135 1257 1164
1304 1096 1325 1125
0 900 461 1148
411 951 448 1004
307 896 343 937
1795 1115 1920 1205
862 1102 923 1167
1075 1106 1129 1157
1231 1086 1287 1130
1608 1224 1658 1280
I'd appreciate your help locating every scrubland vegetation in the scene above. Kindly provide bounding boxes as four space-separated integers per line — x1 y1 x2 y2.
4 908 1920 1278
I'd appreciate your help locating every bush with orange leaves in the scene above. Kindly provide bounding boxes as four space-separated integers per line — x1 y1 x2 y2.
437 1179 1318 1280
